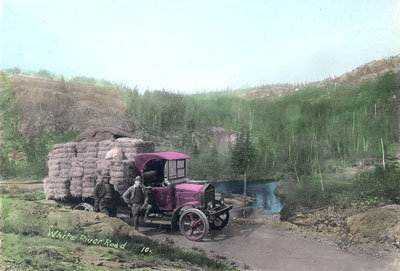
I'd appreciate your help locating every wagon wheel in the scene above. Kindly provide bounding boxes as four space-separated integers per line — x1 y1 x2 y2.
73 203 94 211
210 210 230 230
179 208 209 241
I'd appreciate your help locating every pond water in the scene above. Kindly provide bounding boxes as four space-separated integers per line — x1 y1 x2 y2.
212 180 282 213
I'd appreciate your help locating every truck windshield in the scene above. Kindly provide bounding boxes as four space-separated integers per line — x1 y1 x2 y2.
165 159 186 180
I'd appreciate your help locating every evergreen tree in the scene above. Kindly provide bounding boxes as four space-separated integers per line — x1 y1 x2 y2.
231 128 256 179
231 128 256 217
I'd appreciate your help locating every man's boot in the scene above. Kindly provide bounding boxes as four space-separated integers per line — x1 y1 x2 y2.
144 210 151 223
133 218 139 231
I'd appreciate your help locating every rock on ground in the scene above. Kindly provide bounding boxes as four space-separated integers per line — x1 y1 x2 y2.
347 204 400 243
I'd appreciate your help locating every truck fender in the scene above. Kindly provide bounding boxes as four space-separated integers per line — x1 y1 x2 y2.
171 202 198 229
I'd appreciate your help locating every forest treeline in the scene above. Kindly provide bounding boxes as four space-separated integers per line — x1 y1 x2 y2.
127 72 399 179
125 72 400 213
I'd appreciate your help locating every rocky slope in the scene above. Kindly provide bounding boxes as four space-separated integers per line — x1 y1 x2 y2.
286 204 400 254
4 74 132 137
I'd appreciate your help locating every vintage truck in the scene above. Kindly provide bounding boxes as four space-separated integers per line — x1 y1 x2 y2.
132 152 232 241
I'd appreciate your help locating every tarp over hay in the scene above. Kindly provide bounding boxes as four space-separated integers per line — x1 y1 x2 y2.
44 137 154 200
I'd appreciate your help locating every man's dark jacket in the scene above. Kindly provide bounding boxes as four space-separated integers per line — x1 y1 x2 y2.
93 181 119 211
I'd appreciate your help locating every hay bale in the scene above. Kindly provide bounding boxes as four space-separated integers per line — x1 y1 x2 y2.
82 176 97 187
111 160 123 166
53 149 63 154
48 164 60 171
48 159 62 166
110 171 124 178
44 177 56 199
84 152 97 158
70 189 82 197
124 153 136 161
72 171 83 177
111 167 124 173
64 142 77 148
70 176 83 197
54 178 70 198
50 153 62 159
60 160 71 167
105 148 124 160
83 168 97 175
97 151 108 159
71 177 82 185
97 159 111 170
86 146 98 152
83 165 97 170
82 187 95 198
55 182 70 189
76 145 87 153
60 169 71 178
64 153 75 158
99 140 114 150
52 143 64 150
84 157 97 163
49 170 60 178
87 142 99 147
111 177 124 184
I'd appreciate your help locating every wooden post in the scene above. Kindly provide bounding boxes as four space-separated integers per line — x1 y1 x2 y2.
243 171 247 218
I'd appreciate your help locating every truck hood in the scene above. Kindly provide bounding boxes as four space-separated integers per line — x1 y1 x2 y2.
175 183 203 192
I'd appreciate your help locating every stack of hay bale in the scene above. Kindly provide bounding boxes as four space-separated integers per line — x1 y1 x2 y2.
44 137 154 200
70 158 84 197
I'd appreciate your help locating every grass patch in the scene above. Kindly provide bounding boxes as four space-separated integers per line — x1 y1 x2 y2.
280 159 400 219
0 192 235 270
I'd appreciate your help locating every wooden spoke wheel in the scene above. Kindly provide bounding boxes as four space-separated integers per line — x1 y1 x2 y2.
73 203 94 211
179 208 209 241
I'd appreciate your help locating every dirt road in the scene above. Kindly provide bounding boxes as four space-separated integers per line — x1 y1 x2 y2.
147 221 400 271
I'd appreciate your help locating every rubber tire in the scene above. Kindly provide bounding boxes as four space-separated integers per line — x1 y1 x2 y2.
179 208 209 241
210 210 230 230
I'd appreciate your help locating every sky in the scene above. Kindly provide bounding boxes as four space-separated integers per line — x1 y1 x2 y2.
0 0 399 93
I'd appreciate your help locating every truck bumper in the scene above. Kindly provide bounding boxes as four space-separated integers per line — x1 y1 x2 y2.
208 205 232 218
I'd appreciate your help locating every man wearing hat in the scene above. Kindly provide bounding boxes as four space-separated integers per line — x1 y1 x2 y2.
122 175 148 230
93 171 118 217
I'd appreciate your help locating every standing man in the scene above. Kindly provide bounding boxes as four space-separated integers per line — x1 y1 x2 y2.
93 172 118 217
123 176 147 230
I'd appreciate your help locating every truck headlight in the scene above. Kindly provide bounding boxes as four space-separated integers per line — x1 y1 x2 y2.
220 198 224 205
207 201 214 209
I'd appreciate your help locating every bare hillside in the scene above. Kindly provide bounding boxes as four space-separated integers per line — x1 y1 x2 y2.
322 54 400 85
6 74 132 137
243 54 400 99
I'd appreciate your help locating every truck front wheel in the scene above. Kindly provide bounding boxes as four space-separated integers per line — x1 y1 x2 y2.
179 208 209 241
210 210 229 230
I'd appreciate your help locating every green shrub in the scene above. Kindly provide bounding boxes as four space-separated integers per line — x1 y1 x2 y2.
353 160 400 203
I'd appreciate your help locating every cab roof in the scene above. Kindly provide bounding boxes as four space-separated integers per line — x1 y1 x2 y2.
134 152 190 173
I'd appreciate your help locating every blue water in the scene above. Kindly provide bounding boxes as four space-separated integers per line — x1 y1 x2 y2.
212 180 282 213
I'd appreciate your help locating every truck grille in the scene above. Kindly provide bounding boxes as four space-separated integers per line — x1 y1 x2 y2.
203 184 215 207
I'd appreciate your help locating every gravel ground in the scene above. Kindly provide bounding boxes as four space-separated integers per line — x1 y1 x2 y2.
148 214 400 271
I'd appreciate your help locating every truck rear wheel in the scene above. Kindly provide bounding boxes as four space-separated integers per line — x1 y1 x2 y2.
73 203 94 211
179 208 209 241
